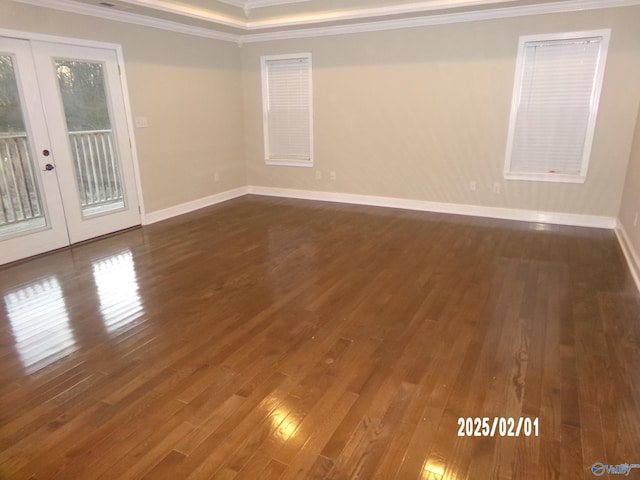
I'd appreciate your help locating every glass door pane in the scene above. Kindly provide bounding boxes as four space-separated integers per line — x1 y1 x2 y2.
0 55 46 239
55 60 125 217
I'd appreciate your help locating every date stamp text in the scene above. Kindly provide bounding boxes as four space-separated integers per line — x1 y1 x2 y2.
457 417 539 437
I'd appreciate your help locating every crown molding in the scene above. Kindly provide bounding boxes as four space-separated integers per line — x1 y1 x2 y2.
242 0 640 42
117 0 245 28
13 0 241 41
247 0 523 29
217 0 312 11
11 0 640 44
249 0 311 7
215 0 245 7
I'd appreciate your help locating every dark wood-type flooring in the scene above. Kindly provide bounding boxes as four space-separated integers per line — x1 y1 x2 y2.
1 195 639 480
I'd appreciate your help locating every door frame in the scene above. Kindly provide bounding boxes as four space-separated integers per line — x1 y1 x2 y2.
0 28 146 223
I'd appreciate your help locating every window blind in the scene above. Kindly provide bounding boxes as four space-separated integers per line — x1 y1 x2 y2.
263 55 312 163
507 36 604 178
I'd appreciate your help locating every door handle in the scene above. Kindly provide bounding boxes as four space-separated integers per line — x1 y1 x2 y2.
43 163 55 171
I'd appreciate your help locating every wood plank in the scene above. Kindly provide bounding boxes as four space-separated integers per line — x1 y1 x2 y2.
0 196 638 479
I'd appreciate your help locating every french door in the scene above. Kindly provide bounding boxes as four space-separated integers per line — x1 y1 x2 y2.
0 37 140 265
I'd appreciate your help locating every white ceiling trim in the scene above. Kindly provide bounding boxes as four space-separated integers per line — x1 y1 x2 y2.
215 0 244 6
217 0 312 11
11 0 640 44
242 0 640 42
249 0 312 7
116 0 245 28
246 0 531 29
14 0 240 41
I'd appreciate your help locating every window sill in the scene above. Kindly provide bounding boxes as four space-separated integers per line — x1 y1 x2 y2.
266 159 313 168
504 172 586 184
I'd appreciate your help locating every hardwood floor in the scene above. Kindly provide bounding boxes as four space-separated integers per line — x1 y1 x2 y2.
1 195 639 480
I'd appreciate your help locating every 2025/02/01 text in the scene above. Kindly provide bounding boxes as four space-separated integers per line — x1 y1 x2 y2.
457 417 539 437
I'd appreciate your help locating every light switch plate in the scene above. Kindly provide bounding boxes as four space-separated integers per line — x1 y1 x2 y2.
135 116 149 128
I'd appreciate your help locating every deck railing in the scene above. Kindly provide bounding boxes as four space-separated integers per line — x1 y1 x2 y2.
0 130 123 227
69 129 123 209
0 133 42 227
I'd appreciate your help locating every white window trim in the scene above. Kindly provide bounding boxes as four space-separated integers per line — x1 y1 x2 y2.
261 52 314 168
503 29 611 183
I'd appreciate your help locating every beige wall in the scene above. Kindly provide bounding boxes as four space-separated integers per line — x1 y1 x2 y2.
618 105 640 269
2 2 639 223
0 2 245 214
242 6 640 218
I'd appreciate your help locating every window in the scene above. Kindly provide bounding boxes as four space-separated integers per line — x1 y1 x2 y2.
261 53 313 167
504 30 610 183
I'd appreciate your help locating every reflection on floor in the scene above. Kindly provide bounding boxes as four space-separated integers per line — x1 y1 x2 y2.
3 248 144 374
4 276 75 374
93 250 143 335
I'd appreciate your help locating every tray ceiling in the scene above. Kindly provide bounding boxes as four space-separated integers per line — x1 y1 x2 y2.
12 0 640 42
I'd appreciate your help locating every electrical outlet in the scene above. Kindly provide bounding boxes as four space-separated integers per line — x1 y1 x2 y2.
315 170 322 180
214 171 219 182
493 182 501 194
330 171 337 180
469 181 477 192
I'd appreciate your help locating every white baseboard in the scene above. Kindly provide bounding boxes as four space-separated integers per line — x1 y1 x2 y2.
141 184 617 229
246 185 617 229
141 184 635 292
143 186 248 225
615 222 640 294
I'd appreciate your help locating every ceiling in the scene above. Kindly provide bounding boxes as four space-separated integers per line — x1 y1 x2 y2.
14 0 640 42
